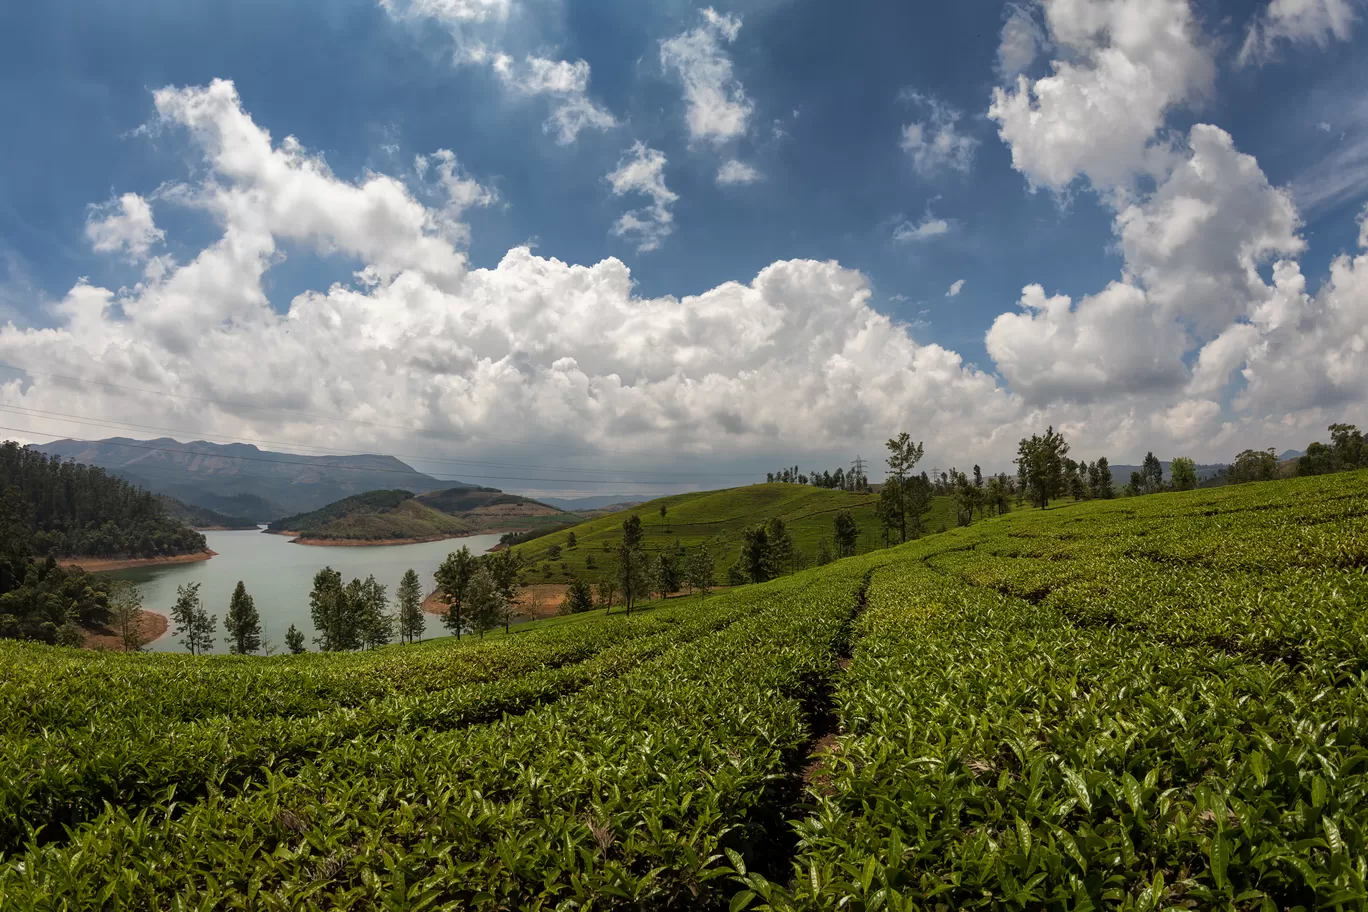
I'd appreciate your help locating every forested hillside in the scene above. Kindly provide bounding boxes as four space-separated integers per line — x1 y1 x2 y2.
0 442 206 558
0 441 210 645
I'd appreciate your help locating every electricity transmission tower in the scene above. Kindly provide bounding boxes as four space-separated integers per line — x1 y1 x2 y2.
851 455 867 490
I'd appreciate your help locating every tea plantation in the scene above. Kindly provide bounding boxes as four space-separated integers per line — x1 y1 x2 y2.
2 471 1366 909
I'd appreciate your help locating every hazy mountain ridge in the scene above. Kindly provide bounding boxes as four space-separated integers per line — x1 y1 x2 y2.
35 437 454 520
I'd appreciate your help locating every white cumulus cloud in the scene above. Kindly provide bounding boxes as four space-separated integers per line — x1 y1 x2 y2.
947 279 965 297
85 193 165 261
988 0 1215 193
661 9 753 146
2 81 1037 478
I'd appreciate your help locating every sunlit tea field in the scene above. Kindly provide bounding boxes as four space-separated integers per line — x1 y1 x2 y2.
2 471 1366 910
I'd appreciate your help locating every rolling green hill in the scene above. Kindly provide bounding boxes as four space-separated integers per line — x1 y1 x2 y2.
154 496 258 530
510 481 957 584
265 490 473 542
266 486 579 543
415 487 578 534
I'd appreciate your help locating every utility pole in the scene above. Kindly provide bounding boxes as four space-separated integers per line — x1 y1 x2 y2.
851 455 867 491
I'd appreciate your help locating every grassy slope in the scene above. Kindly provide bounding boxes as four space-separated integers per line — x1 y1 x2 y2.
510 482 957 584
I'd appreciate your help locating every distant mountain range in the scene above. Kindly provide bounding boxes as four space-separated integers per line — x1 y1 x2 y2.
35 437 456 522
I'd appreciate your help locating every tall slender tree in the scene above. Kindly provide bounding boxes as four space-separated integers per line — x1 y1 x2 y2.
108 579 147 653
171 582 216 656
618 515 648 613
284 624 306 654
833 510 859 558
309 567 358 652
465 566 503 638
1016 426 1070 509
742 524 773 583
1094 457 1114 499
1141 452 1164 493
224 580 262 654
435 546 478 640
878 433 926 544
397 568 424 644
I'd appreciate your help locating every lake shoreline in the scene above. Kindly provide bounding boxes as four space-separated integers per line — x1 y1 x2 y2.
59 550 218 573
421 583 568 619
270 529 508 548
81 610 170 651
287 533 476 547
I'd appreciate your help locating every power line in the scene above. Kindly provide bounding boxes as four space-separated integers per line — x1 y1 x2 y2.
0 423 723 487
0 360 662 460
0 403 757 479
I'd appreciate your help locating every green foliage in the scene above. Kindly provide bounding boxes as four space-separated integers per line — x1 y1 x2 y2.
1017 425 1070 508
224 580 261 654
832 510 859 558
0 441 207 558
878 433 927 544
1229 448 1281 484
267 489 473 541
742 524 773 583
107 580 146 652
731 468 1368 911
765 517 794 573
1141 450 1164 492
0 567 869 907
396 568 424 644
9 471 1361 908
564 577 594 613
170 582 215 656
1087 456 1114 499
509 483 930 593
684 544 715 595
464 566 503 637
434 546 478 640
284 624 306 654
154 495 257 530
1171 455 1198 491
0 442 204 643
349 574 393 648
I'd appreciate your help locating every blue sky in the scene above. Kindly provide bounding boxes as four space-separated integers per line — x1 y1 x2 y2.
0 0 1366 494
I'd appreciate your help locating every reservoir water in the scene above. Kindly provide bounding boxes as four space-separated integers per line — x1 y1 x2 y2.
111 529 504 653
